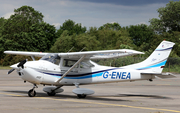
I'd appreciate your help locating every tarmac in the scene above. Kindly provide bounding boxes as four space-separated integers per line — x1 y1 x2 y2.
0 69 180 113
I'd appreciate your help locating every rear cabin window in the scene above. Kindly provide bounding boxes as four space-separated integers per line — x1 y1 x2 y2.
63 59 78 68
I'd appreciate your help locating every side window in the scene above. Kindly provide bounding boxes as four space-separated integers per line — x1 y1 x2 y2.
80 61 94 69
63 59 78 68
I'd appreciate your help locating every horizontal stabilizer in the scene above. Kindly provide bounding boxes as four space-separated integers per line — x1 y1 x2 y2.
141 72 176 78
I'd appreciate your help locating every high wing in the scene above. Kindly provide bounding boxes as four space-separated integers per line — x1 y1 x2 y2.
58 49 144 59
4 51 48 57
4 49 144 59
4 49 144 65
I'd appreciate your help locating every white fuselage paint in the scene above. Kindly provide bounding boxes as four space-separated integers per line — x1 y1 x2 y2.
18 60 154 86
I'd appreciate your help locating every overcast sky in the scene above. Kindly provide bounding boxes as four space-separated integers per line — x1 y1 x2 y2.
0 0 178 29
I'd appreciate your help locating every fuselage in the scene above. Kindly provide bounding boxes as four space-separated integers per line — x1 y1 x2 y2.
13 59 154 86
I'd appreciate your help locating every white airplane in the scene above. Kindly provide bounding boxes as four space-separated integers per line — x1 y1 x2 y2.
4 40 176 98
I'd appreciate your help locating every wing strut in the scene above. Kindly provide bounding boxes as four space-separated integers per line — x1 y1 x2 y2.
56 55 86 83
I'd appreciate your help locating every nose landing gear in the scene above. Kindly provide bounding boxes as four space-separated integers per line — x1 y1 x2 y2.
28 84 38 97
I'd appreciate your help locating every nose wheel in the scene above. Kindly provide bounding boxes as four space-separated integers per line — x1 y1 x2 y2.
28 84 38 97
28 89 36 97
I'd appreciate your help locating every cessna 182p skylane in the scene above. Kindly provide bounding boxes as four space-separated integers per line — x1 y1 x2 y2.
4 40 176 98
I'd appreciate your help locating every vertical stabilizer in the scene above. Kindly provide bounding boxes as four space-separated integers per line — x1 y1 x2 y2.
123 41 175 73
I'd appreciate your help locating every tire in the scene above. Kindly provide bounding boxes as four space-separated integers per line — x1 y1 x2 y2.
77 94 86 98
28 89 36 97
47 92 56 96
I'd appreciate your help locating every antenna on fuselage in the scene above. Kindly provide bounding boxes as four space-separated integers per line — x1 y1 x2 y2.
67 46 74 53
80 47 86 52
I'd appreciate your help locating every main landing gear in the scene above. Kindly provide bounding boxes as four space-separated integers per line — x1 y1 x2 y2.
72 83 94 99
47 92 56 96
28 84 38 97
43 86 64 96
46 86 62 96
77 94 86 98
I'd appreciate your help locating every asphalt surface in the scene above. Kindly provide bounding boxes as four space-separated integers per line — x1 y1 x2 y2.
0 70 180 113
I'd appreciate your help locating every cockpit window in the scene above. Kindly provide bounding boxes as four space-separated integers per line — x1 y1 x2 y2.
40 53 61 65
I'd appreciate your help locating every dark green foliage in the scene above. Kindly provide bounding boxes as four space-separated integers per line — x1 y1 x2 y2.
0 6 57 65
149 1 180 33
56 19 86 37
51 25 134 53
163 57 180 73
126 24 154 48
98 23 121 30
51 30 76 52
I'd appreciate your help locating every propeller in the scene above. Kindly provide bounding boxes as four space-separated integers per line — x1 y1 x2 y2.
7 59 28 75
7 69 15 74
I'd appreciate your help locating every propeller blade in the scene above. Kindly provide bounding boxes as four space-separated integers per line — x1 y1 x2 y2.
17 59 27 69
7 69 15 74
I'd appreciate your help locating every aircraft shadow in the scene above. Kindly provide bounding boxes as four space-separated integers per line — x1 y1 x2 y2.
117 94 171 99
4 90 171 101
4 90 129 101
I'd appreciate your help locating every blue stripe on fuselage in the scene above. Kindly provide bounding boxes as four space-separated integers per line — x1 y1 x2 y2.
64 72 103 79
37 68 118 79
137 60 166 70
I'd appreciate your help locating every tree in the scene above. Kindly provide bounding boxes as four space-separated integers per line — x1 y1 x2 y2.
0 17 6 37
96 28 133 50
3 6 44 35
149 1 180 33
51 30 100 52
75 34 100 51
99 23 121 30
56 19 86 37
27 22 57 51
0 17 6 31
13 5 43 24
0 18 6 59
51 30 76 52
126 24 154 51
0 6 57 64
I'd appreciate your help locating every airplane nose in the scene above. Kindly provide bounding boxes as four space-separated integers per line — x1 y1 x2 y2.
10 63 19 69
10 59 28 69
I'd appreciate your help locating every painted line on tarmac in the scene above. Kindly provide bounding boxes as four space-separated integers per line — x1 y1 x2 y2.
0 92 180 113
0 92 25 97
38 97 180 113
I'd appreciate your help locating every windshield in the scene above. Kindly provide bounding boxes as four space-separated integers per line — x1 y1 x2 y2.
40 53 61 65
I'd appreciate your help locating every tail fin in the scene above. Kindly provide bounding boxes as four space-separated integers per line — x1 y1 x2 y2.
123 40 175 73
